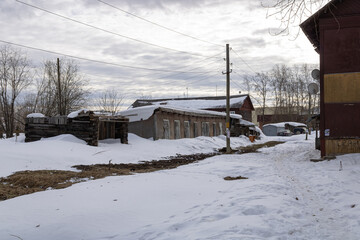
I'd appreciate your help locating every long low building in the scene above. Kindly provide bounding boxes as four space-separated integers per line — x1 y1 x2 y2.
119 105 255 140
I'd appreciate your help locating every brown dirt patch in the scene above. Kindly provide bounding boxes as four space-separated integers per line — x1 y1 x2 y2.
0 153 217 201
236 141 284 153
0 141 284 201
224 176 248 181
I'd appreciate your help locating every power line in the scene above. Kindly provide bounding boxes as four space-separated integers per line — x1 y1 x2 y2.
15 0 212 58
0 39 212 73
153 61 221 82
230 79 242 89
97 0 223 48
186 71 221 86
80 50 223 83
230 48 257 74
133 50 224 80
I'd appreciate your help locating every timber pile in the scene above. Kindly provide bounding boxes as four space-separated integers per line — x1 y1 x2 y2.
25 111 100 146
25 111 129 146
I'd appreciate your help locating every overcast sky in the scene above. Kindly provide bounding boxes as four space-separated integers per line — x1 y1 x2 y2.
0 0 323 108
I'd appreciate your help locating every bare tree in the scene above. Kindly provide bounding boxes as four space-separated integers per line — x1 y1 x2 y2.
0 45 32 137
264 0 329 36
14 93 38 131
98 89 124 115
252 72 270 128
33 58 89 116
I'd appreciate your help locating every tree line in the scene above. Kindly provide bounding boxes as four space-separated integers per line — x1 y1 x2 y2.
245 63 320 125
0 45 123 138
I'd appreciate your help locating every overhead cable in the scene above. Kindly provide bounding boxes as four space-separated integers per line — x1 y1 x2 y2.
230 48 257 74
0 39 213 73
97 0 223 48
15 0 213 58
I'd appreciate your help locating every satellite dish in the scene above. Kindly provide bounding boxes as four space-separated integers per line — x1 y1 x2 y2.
311 69 320 80
308 83 319 95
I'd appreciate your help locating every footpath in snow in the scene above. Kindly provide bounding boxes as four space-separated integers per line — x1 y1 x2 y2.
0 133 360 239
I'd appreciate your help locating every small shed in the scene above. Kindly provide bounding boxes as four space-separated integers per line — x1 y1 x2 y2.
300 0 360 156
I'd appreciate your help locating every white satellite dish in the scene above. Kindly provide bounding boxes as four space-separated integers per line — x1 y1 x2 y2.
311 69 320 80
308 83 319 95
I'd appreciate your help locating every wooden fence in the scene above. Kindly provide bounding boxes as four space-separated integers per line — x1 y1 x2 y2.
25 111 128 146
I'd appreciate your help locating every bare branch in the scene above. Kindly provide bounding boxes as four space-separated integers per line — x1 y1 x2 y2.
264 0 329 37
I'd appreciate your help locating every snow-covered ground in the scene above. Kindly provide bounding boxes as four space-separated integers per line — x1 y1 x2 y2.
1 133 360 239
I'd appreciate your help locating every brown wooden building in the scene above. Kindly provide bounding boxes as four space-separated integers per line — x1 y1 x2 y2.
130 94 255 122
301 0 360 156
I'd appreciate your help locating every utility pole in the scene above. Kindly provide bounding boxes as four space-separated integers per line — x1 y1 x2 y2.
306 92 311 140
57 58 62 115
225 44 231 153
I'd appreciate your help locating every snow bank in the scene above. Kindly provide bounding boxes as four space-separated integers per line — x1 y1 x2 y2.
1 133 360 239
0 133 252 178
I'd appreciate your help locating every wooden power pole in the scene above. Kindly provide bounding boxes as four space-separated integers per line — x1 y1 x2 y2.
225 44 231 153
57 58 62 115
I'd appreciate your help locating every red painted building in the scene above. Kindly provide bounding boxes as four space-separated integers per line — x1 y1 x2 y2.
301 0 360 156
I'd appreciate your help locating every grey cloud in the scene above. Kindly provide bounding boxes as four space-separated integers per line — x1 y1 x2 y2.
94 0 248 11
252 27 285 36
229 37 267 51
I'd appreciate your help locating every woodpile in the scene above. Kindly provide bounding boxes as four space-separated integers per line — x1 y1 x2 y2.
25 111 128 146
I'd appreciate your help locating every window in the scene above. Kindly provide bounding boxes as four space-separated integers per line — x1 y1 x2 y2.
202 122 210 136
219 122 224 135
213 122 217 136
163 119 170 139
184 121 190 138
194 122 198 137
174 120 181 139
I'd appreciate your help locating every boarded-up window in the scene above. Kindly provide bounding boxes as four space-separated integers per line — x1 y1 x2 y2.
202 122 210 136
184 121 190 138
213 122 217 136
194 122 198 137
219 122 224 135
174 120 180 139
163 119 170 139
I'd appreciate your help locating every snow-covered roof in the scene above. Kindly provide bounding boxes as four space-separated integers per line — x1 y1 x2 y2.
240 119 255 127
151 96 247 109
118 105 158 122
27 113 45 118
119 105 243 122
67 109 89 118
263 122 307 128
132 95 249 110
